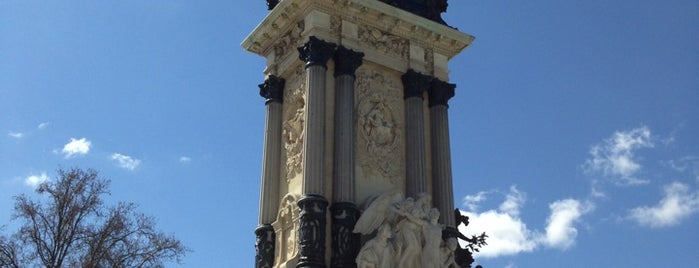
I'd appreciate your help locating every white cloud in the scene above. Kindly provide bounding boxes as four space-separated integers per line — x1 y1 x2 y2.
25 172 49 188
179 156 192 163
459 187 537 258
584 126 653 185
37 122 50 129
111 153 141 170
628 182 699 228
62 138 91 158
543 199 593 249
8 132 24 139
462 191 488 211
499 186 525 217
460 187 590 258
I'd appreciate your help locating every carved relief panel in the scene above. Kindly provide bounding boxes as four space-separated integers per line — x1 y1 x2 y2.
282 68 306 183
357 24 409 59
272 193 301 268
273 21 305 65
355 67 404 195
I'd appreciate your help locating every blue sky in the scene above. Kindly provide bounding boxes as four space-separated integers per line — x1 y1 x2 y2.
1 1 698 267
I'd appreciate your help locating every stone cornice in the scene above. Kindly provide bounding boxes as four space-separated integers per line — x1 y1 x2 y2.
333 46 364 77
428 79 456 107
242 0 474 62
259 75 286 104
402 69 432 99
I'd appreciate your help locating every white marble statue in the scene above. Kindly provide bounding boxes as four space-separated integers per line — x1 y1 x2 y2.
353 191 403 235
356 224 394 268
441 238 460 268
354 191 454 268
422 208 443 268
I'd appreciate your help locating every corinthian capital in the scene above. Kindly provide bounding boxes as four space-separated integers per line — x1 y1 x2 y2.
334 46 364 78
258 75 285 104
298 36 337 68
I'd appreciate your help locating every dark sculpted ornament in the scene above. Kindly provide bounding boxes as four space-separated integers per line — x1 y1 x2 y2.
266 0 279 10
298 36 337 68
379 0 449 25
330 202 361 268
255 225 276 268
428 79 456 107
297 194 329 268
259 75 285 104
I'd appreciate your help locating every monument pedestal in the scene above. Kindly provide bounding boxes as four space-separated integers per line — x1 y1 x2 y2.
243 1 474 267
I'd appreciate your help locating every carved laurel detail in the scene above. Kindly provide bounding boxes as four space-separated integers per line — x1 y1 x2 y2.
356 70 402 181
357 25 409 59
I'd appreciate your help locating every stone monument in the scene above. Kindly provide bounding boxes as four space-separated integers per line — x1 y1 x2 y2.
243 0 474 267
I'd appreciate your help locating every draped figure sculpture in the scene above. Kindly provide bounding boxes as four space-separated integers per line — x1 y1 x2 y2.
353 191 452 268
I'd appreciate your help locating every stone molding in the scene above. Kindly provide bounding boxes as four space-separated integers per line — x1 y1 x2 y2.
242 0 474 68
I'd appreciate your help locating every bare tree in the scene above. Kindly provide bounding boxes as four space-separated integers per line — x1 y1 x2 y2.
0 168 187 268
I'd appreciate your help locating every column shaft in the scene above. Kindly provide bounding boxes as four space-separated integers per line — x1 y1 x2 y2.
430 106 455 226
259 101 283 223
402 69 432 198
428 79 456 227
330 46 363 268
405 97 427 197
302 64 328 195
296 36 336 268
256 75 285 268
332 74 355 202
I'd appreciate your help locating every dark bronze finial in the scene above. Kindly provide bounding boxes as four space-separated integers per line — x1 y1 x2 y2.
379 0 449 25
266 0 279 10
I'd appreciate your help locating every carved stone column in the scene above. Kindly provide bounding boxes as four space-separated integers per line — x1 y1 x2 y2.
402 69 432 198
330 46 363 268
296 36 336 268
428 79 456 227
256 75 285 268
